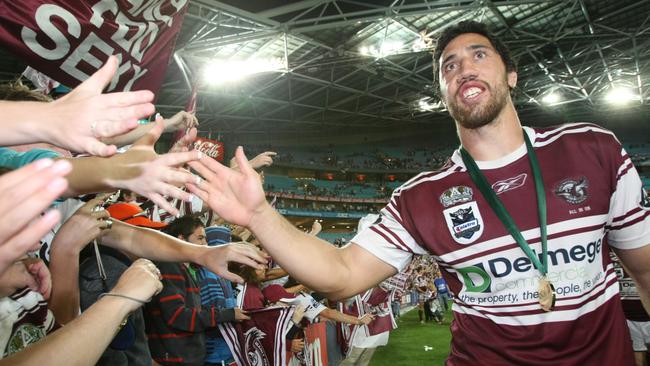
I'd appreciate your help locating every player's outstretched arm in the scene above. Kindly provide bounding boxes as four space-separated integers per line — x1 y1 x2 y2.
187 147 396 299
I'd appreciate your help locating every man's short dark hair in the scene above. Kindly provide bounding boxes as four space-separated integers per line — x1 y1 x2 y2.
164 214 205 240
432 21 517 97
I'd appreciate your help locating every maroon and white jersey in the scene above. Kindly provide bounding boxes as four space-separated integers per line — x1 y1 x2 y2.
218 307 294 366
353 123 650 365
0 288 57 358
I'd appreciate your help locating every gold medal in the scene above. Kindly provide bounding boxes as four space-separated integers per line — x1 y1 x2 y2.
538 276 556 312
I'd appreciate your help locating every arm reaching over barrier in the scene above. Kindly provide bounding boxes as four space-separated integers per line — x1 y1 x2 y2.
1 56 155 157
187 147 395 300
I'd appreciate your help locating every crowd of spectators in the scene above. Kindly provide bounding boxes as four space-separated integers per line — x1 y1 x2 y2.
266 179 396 200
0 60 413 366
247 145 454 172
626 143 650 164
274 198 381 214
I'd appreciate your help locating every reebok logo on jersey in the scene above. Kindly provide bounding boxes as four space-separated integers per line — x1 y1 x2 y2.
491 173 527 195
457 239 602 292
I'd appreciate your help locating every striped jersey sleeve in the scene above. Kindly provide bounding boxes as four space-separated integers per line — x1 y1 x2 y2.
352 192 428 271
606 141 650 249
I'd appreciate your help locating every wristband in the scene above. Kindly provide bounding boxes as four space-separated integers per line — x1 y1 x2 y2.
99 292 149 305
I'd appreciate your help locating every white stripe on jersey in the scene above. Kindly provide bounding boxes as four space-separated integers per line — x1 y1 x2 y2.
451 276 619 326
382 201 403 224
535 122 611 138
436 214 608 264
394 164 462 195
616 157 634 179
610 207 648 230
607 158 650 249
535 124 617 147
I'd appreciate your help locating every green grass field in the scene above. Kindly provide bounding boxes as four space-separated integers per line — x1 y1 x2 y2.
369 307 453 366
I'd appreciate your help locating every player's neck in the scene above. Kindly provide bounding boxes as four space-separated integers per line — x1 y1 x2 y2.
457 104 523 162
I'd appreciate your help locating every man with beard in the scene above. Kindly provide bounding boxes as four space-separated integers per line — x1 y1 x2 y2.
187 21 650 365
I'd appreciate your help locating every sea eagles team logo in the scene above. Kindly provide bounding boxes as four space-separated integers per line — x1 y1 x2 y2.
7 324 45 356
554 177 588 204
443 201 484 245
440 186 473 207
244 327 269 366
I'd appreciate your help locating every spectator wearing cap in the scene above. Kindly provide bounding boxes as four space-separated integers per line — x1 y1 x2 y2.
107 202 167 229
198 225 247 366
145 215 242 366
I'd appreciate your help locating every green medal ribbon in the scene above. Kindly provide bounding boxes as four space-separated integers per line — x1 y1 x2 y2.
459 130 548 275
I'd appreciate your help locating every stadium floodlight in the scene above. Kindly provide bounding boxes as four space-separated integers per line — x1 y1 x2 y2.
412 38 427 52
605 86 638 105
418 97 441 112
379 41 403 57
541 92 561 105
204 58 284 84
359 41 403 58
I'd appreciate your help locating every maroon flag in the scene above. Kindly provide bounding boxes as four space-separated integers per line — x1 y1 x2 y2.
303 322 329 366
361 288 396 336
382 271 409 292
337 297 362 357
338 287 396 352
0 0 189 93
219 307 294 366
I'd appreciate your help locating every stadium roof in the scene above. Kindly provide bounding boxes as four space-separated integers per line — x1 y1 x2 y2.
162 0 650 142
4 0 650 143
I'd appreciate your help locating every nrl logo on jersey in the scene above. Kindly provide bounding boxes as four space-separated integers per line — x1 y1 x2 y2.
440 186 473 208
443 201 484 245
554 177 588 204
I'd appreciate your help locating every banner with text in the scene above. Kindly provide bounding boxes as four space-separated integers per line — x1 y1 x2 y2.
193 137 224 162
0 0 189 93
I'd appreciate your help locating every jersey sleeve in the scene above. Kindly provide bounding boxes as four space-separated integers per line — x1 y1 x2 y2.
0 147 61 169
351 194 428 272
605 139 650 249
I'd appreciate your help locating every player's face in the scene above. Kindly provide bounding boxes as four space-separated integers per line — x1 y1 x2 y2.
438 33 517 129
